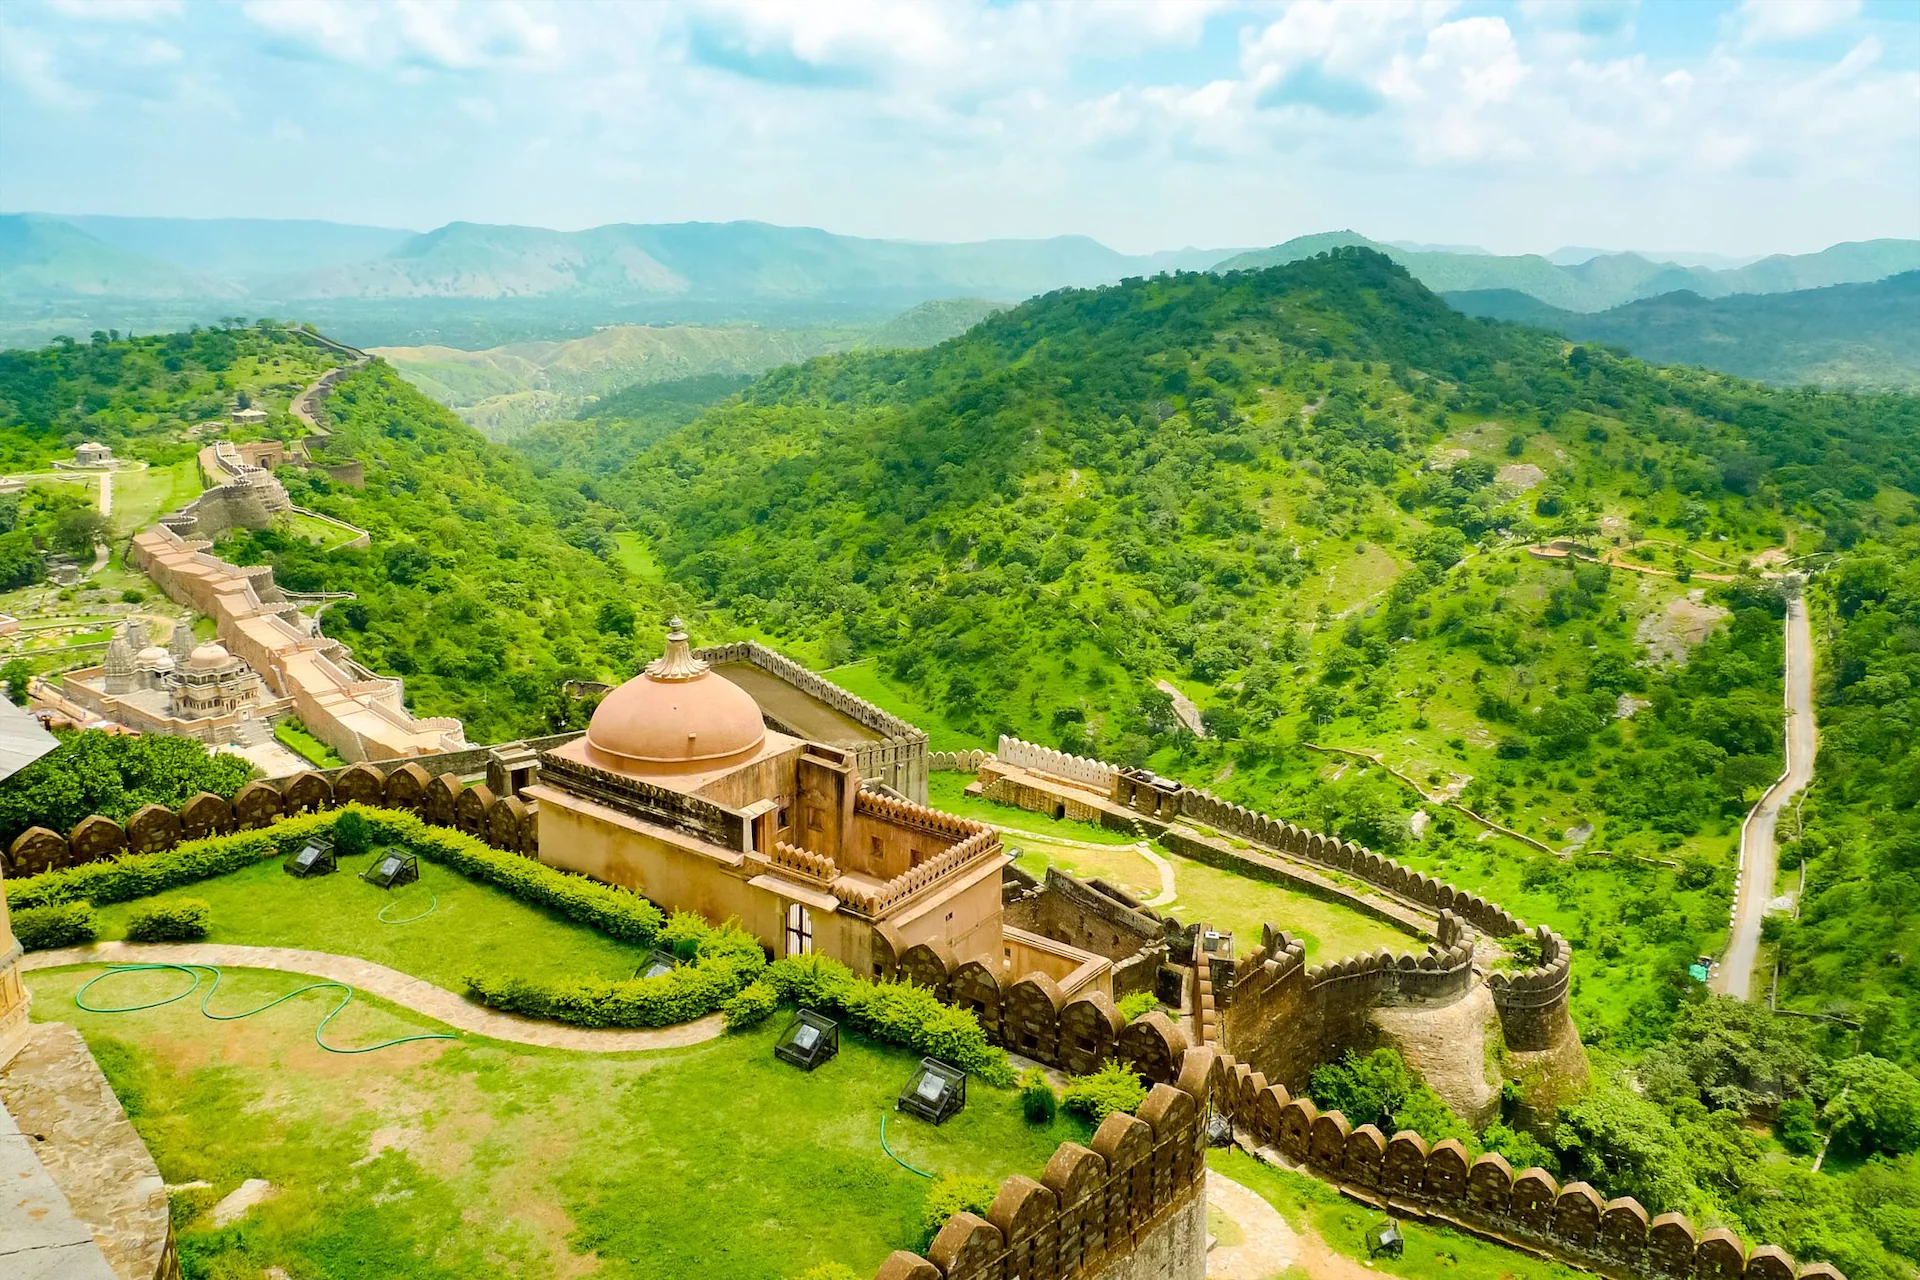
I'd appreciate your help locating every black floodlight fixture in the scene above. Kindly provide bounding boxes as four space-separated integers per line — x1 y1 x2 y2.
361 850 420 890
774 1009 840 1072
285 835 337 878
897 1057 967 1125
1366 1219 1404 1259
636 950 680 980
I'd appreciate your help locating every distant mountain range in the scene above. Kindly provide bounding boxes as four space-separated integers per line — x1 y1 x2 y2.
1214 231 1920 313
1447 272 1920 393
2 213 1914 372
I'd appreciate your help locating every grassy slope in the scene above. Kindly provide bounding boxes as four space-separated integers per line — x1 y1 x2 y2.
31 966 1083 1280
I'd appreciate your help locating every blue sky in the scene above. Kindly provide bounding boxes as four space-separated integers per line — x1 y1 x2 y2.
2 0 1915 257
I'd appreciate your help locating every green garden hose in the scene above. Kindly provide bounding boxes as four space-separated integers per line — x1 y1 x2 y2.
880 1111 935 1178
377 891 439 925
74 963 456 1055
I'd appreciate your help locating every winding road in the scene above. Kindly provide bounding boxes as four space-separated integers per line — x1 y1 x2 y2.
1714 588 1817 999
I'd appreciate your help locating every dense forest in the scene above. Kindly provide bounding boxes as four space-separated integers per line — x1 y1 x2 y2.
521 250 1920 1276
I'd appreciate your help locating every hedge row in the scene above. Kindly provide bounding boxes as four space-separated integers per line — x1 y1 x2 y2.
762 955 1015 1087
464 913 765 1029
7 806 666 947
13 902 99 951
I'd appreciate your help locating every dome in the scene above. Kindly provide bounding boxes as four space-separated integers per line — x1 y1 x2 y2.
188 641 232 671
134 645 170 668
585 621 766 768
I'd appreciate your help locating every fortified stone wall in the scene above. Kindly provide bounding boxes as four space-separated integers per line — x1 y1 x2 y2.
695 641 931 802
1004 869 1166 1002
996 735 1117 793
3 760 537 877
893 1036 1848 1280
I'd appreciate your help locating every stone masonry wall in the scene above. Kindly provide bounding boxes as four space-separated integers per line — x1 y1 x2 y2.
4 759 538 877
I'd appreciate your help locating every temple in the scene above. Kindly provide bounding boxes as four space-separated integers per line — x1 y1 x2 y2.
42 619 286 747
530 622 1112 997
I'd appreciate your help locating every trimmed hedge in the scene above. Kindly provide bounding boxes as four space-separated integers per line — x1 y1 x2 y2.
8 806 665 947
13 902 98 951
763 955 1015 1087
724 981 778 1031
124 898 211 943
1061 1059 1148 1123
464 913 764 1029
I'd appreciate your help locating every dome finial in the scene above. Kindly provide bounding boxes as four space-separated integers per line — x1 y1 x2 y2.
645 618 707 681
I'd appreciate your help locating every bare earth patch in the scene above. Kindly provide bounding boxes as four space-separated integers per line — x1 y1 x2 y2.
1635 590 1729 666
1496 462 1546 492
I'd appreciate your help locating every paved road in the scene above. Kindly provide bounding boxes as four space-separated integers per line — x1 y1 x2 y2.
1715 589 1817 999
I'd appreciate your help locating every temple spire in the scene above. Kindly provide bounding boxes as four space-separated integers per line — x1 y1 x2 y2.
644 617 709 682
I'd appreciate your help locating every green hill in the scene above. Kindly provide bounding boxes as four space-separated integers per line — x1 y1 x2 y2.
1218 231 1920 312
856 296 1007 349
1449 273 1920 391
0 213 240 300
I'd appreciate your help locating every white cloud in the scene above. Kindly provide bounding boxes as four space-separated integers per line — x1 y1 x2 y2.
1731 0 1861 46
240 0 562 69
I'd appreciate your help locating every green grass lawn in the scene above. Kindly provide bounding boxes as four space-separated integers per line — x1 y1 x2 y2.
1209 1149 1584 1280
926 772 1139 845
90 854 655 990
822 660 988 753
272 717 347 768
27 966 1087 1280
111 458 202 537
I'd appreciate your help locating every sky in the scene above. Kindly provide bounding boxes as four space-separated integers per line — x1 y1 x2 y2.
2 0 1916 258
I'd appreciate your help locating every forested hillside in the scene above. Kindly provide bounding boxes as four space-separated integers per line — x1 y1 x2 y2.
1448 273 1920 392
219 361 681 741
523 249 1920 1275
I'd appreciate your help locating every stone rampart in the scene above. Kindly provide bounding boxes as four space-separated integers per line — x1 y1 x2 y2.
3 760 538 877
1004 869 1166 1002
997 735 1116 794
930 749 993 773
892 1036 1846 1280
695 642 930 802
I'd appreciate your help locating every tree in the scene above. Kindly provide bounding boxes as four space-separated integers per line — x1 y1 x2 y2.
1 659 31 705
0 731 256 846
52 508 109 557
1825 1056 1920 1157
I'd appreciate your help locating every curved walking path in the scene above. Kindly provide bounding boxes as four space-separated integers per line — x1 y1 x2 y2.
1714 588 1817 999
991 821 1178 907
23 942 726 1053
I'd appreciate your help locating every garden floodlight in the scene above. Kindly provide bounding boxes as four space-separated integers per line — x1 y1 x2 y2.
285 835 336 878
1366 1219 1404 1259
897 1057 966 1124
361 850 420 889
774 1009 840 1072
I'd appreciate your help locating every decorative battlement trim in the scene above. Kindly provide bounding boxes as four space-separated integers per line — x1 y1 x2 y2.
929 748 993 773
694 641 927 745
836 827 1002 918
996 735 1116 792
854 789 986 841
890 1037 1849 1280
770 840 837 885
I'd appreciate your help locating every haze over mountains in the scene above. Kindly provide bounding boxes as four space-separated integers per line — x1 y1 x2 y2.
3 211 1915 394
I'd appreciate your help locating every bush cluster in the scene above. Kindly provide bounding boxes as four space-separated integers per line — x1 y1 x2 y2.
464 913 764 1029
762 954 1015 1086
124 898 211 943
919 1173 998 1249
1019 1067 1058 1125
1116 991 1158 1023
1061 1060 1148 1123
723 981 778 1031
13 901 98 951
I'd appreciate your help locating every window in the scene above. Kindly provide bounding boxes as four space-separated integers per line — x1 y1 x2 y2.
786 902 814 957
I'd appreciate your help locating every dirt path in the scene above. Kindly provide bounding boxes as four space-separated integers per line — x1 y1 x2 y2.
1714 589 1816 999
1206 1168 1378 1280
24 942 725 1053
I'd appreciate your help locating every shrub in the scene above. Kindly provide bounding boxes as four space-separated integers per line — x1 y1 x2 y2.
331 808 371 857
10 807 665 947
762 955 1014 1086
1062 1060 1148 1123
920 1173 998 1249
124 898 210 943
1116 991 1158 1023
13 901 97 951
466 916 764 1029
1019 1067 1058 1125
724 981 778 1031
1776 1097 1820 1156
